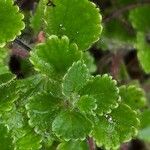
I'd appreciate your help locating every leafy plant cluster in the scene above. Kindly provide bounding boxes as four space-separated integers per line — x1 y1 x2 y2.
0 0 149 150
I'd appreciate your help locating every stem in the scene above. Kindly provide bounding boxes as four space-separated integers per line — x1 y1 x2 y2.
103 0 150 23
87 137 95 150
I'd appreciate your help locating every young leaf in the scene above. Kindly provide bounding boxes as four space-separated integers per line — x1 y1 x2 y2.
129 5 150 32
57 140 89 150
76 95 97 115
79 75 119 115
26 93 62 138
119 85 146 110
92 104 140 150
0 82 18 112
62 61 90 97
0 0 25 47
45 0 102 50
136 32 150 73
0 124 14 150
30 35 82 79
52 110 92 141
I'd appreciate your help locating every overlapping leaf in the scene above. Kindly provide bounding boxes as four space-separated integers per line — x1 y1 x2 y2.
0 81 18 112
45 0 102 50
92 104 140 150
26 92 62 139
79 75 120 115
62 61 90 97
0 123 14 150
30 35 82 79
57 140 89 150
52 110 92 141
0 0 25 47
119 85 146 110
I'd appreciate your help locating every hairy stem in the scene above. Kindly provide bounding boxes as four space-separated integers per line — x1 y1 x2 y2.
87 137 95 150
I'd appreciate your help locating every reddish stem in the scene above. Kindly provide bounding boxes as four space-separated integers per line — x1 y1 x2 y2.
87 137 95 150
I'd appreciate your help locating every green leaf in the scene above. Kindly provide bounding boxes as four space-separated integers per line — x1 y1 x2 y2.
82 52 96 73
129 5 150 32
92 104 140 150
0 81 18 112
0 0 25 47
30 35 82 79
45 0 102 50
52 110 92 141
100 19 135 51
138 109 150 142
138 127 150 142
26 92 62 139
76 95 97 115
57 140 89 150
62 61 90 97
14 127 42 150
1 105 42 150
0 124 14 150
79 75 120 115
136 32 150 73
119 85 146 110
30 0 48 33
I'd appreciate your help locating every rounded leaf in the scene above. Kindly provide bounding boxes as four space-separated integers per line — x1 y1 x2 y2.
92 104 140 149
79 74 120 115
26 93 62 136
45 0 102 50
0 0 25 47
119 85 146 110
30 35 82 79
52 110 92 141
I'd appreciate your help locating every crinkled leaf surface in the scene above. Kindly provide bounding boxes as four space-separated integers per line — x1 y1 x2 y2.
30 35 82 79
129 5 150 32
57 140 89 150
0 0 25 47
62 61 90 97
45 0 102 50
92 104 140 150
79 75 119 115
136 32 150 73
1 105 42 150
26 92 62 138
0 81 18 112
76 95 97 115
119 85 146 110
52 110 92 141
0 123 14 150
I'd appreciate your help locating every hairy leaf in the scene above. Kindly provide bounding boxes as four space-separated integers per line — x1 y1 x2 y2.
62 61 90 97
79 75 119 115
119 85 146 110
0 0 25 47
26 92 62 139
76 95 97 115
52 110 92 141
92 104 140 150
45 0 102 50
30 35 82 79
